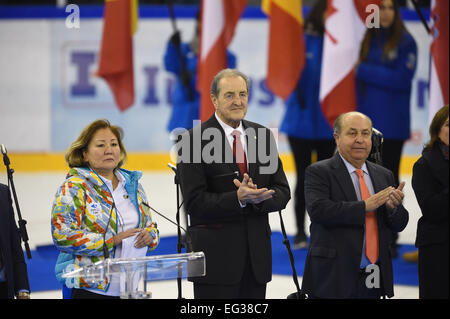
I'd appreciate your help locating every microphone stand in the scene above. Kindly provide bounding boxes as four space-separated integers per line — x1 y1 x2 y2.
278 210 304 299
411 0 430 34
1 147 32 259
168 163 184 299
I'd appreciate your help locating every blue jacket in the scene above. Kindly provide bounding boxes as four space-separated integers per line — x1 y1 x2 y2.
280 33 333 140
356 29 417 140
164 41 236 132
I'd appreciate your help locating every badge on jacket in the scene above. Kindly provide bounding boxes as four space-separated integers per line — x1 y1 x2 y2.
87 202 102 216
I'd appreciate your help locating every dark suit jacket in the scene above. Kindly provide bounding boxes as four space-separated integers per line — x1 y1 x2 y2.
302 153 408 298
412 142 449 248
0 183 30 298
177 115 290 285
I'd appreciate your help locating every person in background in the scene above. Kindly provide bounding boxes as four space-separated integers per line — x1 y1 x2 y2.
302 112 409 299
0 183 30 299
280 0 334 249
164 12 236 134
356 0 417 257
51 119 159 299
412 104 449 299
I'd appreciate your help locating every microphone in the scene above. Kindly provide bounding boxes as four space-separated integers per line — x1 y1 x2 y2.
142 202 185 232
372 128 384 141
141 201 192 251
1 144 10 166
369 127 384 166
167 162 177 174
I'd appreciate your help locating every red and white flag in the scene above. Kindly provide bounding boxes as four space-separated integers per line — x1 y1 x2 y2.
429 0 449 123
319 0 381 127
96 0 138 112
197 0 247 122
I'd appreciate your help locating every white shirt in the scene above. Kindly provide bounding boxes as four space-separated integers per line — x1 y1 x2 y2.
339 154 375 199
215 112 248 167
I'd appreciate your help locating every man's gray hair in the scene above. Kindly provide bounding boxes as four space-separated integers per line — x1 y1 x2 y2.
210 68 250 98
333 111 373 135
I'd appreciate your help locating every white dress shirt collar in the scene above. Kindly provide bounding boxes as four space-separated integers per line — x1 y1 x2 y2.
215 112 245 137
338 153 369 176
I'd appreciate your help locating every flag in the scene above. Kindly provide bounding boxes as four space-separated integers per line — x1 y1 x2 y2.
319 0 381 127
262 0 305 100
429 0 449 123
96 0 138 112
197 0 247 122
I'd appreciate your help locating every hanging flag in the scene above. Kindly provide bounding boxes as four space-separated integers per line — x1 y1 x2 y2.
96 0 138 112
262 0 305 100
197 0 247 122
429 0 449 123
319 0 381 127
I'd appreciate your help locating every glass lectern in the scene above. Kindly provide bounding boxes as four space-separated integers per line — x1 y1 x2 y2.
62 252 205 299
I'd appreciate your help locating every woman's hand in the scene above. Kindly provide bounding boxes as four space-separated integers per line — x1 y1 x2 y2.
113 228 141 246
134 229 152 248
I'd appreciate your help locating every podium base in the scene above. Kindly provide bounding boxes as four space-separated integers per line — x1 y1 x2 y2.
120 291 152 299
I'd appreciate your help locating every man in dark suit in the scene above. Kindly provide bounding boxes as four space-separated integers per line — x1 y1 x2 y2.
302 112 409 299
176 69 290 299
0 183 30 299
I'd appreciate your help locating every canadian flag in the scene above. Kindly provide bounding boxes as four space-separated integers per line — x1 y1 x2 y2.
197 0 247 122
429 0 449 123
320 0 381 127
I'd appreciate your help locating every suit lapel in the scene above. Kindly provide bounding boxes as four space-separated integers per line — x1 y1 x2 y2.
331 153 358 201
243 120 258 178
366 161 384 192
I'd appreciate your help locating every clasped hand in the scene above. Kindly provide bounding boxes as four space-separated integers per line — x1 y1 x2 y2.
233 173 275 205
113 228 151 248
364 182 405 212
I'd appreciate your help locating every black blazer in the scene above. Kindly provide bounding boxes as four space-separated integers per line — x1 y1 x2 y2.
177 115 291 285
412 142 449 248
302 153 409 298
0 183 30 298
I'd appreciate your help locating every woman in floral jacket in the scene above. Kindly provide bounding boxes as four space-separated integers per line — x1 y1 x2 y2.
51 119 159 299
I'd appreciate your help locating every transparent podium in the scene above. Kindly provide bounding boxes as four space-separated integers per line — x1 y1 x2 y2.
62 252 205 299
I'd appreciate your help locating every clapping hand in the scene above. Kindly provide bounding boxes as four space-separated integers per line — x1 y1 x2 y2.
364 182 405 212
234 173 275 205
386 182 405 211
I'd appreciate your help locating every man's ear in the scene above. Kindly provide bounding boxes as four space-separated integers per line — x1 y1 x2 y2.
333 133 339 145
211 94 218 109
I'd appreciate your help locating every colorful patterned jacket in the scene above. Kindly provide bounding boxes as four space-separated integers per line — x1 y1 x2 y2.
51 167 159 291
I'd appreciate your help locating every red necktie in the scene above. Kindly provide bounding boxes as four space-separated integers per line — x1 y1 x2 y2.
232 130 247 176
355 169 379 264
